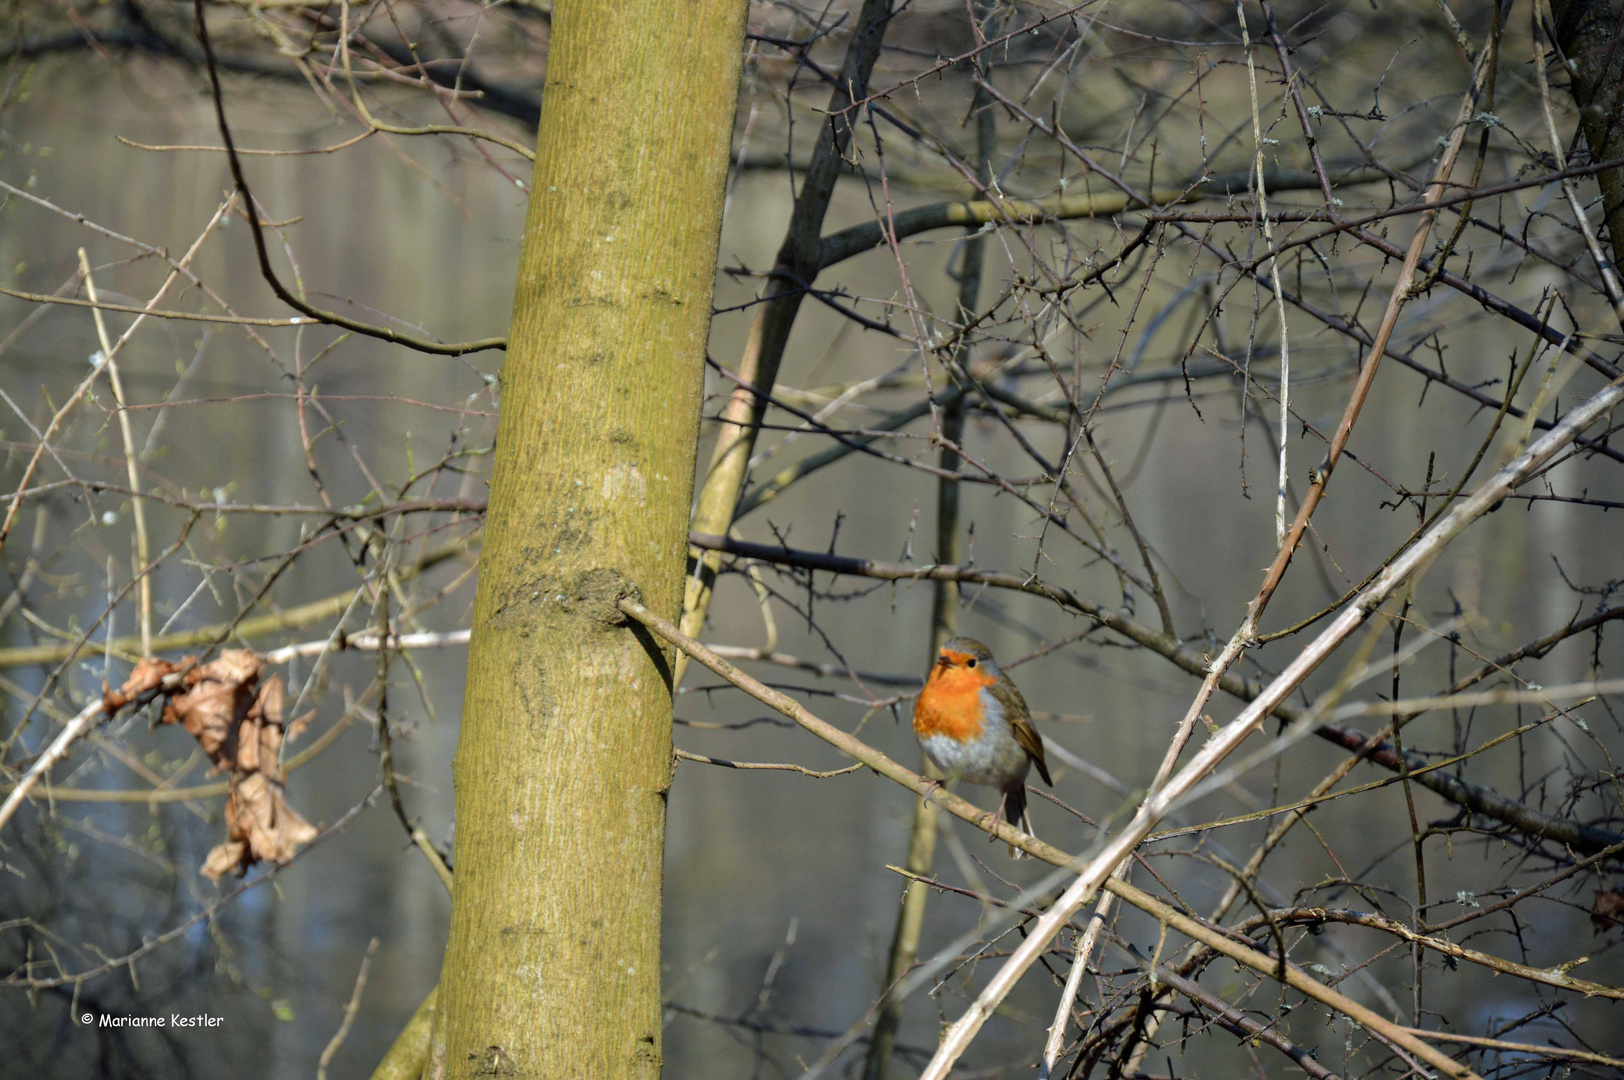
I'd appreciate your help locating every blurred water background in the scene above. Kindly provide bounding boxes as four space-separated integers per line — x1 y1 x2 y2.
3 9 1623 1078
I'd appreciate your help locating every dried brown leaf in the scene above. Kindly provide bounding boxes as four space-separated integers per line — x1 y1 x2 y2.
1592 889 1624 933
201 775 318 882
286 710 315 743
200 840 249 882
102 657 182 711
144 649 316 880
161 650 264 762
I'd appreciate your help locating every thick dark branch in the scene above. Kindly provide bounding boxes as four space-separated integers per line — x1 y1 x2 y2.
1551 0 1624 266
1313 722 1624 854
192 0 507 355
815 160 1411 271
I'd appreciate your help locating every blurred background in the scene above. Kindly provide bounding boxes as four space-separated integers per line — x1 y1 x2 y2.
2 1 1623 1077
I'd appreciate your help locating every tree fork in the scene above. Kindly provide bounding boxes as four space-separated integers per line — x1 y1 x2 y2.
675 0 895 685
427 2 748 1077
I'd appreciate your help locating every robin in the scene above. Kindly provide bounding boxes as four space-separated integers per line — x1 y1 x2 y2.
913 636 1052 856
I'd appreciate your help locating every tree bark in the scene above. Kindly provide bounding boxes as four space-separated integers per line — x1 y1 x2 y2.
428 3 747 1077
1551 0 1624 264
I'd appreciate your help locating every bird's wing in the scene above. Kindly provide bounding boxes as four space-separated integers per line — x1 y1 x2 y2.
990 680 1052 786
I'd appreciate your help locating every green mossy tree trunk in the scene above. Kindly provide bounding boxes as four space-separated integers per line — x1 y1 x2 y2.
429 3 747 1077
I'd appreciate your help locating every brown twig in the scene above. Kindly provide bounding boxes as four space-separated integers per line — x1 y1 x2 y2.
317 939 381 1080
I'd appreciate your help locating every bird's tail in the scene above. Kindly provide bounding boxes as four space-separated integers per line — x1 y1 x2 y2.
1004 782 1035 858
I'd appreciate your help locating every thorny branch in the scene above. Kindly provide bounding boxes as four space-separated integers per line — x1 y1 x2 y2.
7 2 1624 1078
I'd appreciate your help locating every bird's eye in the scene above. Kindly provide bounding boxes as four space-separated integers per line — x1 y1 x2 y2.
966 658 978 668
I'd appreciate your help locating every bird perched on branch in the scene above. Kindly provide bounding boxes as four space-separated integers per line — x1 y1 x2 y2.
913 637 1051 856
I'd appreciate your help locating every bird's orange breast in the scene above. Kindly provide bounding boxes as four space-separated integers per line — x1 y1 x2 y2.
914 665 997 741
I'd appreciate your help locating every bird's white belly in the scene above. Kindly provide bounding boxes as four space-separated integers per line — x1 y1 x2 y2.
920 732 1014 785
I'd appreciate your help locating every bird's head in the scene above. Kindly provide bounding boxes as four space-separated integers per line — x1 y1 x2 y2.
932 636 1001 681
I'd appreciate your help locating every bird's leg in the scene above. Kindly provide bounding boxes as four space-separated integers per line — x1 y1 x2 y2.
980 790 1011 837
